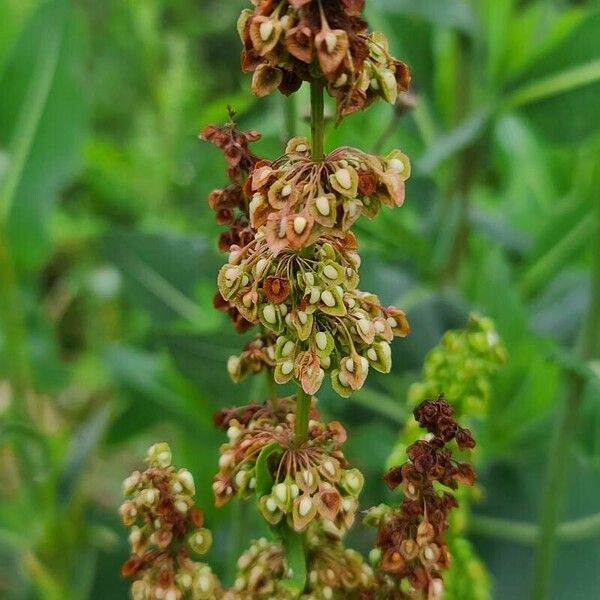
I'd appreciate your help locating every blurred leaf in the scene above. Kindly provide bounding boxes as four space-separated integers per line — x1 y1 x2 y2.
376 0 476 33
503 4 585 78
0 421 51 479
0 0 88 269
0 0 39 74
69 546 97 600
529 271 589 345
58 403 111 504
163 332 252 403
103 344 212 439
348 387 407 424
416 107 492 173
493 114 557 219
102 230 221 331
576 377 600 469
469 208 532 256
520 213 594 298
506 10 600 142
489 339 560 455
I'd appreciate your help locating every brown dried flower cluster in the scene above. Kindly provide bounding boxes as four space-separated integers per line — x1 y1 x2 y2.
120 444 222 600
238 0 410 119
249 137 410 251
367 397 476 599
223 524 376 599
213 398 364 532
201 121 264 332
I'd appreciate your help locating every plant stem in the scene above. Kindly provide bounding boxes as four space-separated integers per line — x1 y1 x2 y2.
439 33 476 287
283 93 298 144
294 388 311 446
470 512 600 546
310 78 325 160
530 187 600 600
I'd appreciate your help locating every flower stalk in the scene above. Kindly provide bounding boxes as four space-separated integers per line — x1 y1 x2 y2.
294 388 311 446
310 78 325 160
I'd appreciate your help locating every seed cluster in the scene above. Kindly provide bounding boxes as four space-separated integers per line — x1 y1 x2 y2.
249 138 410 250
219 233 409 396
213 399 364 532
120 444 222 600
238 0 410 119
224 524 376 599
366 398 476 600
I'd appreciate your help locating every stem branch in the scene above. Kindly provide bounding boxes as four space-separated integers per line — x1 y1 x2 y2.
470 512 600 546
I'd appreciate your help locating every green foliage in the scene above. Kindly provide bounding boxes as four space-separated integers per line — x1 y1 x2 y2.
0 0 599 598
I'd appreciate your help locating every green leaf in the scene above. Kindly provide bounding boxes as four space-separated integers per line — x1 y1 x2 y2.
416 107 492 174
101 230 221 332
254 442 282 498
376 0 476 34
0 0 88 270
103 344 213 441
505 10 600 142
0 420 51 478
279 526 307 595
0 0 39 75
163 332 252 403
520 213 595 298
348 386 407 424
57 403 112 504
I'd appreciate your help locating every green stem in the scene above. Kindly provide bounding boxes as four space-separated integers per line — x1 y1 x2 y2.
294 388 311 446
439 33 476 287
310 79 325 160
531 187 600 600
283 93 298 144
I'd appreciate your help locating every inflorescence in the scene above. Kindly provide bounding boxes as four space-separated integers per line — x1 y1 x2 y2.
120 444 222 600
365 397 476 599
239 0 410 120
120 1 482 598
213 398 363 532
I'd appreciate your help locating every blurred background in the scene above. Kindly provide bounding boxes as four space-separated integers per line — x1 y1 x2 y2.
0 0 599 598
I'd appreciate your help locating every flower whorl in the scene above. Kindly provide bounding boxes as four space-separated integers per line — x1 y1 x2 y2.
238 0 411 119
224 524 376 599
213 399 364 533
220 228 410 396
120 444 222 600
249 138 410 249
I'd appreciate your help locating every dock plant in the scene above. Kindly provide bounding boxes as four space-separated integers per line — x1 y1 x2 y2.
120 2 479 598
